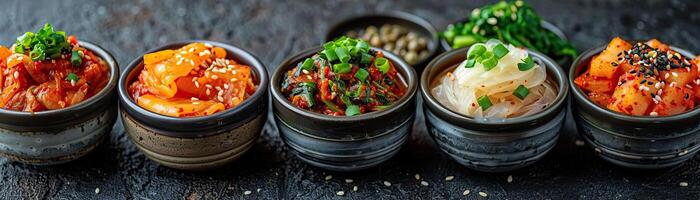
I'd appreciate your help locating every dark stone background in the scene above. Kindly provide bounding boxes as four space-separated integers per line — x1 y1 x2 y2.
1 0 699 199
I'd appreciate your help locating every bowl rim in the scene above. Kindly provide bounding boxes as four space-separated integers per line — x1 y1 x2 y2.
439 18 567 51
420 46 569 126
117 40 268 125
568 41 700 122
0 40 119 117
270 46 418 122
323 11 439 66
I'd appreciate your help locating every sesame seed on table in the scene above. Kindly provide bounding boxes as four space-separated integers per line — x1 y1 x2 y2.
1 0 700 199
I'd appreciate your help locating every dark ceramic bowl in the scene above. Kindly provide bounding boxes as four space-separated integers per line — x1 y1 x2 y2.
421 47 569 172
0 41 119 165
439 19 570 65
271 47 418 172
118 40 268 171
569 44 700 169
324 11 439 72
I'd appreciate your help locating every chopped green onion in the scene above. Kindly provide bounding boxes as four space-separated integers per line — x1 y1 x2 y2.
481 56 498 71
301 58 315 71
335 47 350 63
468 44 487 59
356 40 369 52
518 55 535 71
355 68 369 81
323 42 338 62
492 44 509 59
14 24 71 62
360 53 372 64
71 50 82 67
465 59 476 68
345 105 361 116
332 63 351 74
452 35 477 48
374 57 390 74
513 85 530 100
65 73 79 82
477 95 492 111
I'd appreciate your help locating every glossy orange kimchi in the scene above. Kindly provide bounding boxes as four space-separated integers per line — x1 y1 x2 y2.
128 43 256 117
0 24 110 112
575 37 700 117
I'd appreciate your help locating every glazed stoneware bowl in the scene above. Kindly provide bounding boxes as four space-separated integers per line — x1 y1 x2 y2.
0 41 119 165
569 45 700 169
421 47 569 172
118 40 268 171
324 11 439 72
271 47 417 172
440 19 571 66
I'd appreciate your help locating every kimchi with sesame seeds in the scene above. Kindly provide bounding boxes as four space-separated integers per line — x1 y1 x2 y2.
128 42 256 117
0 24 110 112
280 37 407 116
574 37 700 116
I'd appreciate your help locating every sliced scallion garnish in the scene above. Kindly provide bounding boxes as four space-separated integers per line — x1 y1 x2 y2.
477 95 492 111
374 57 390 74
518 55 535 71
513 85 530 100
345 105 360 116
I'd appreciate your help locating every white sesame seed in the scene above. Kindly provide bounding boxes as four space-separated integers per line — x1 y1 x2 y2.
13 71 19 79
206 89 211 95
686 84 693 89
445 176 455 181
325 175 333 180
256 188 261 192
191 97 199 101
479 192 488 197
507 175 513 183
679 150 689 156
680 182 689 187
302 69 309 74
383 181 391 187
306 75 313 80
205 84 213 89
345 179 354 183
223 84 229 89
420 181 429 186
665 73 670 79
95 188 100 194
353 186 358 191
414 174 421 180
217 96 224 102
194 81 200 88
211 75 219 80
672 72 679 77
487 17 497 25
336 191 345 196
244 190 252 195
655 82 662 89
217 90 224 97
204 43 213 48
463 190 470 196
192 101 200 105
650 112 659 116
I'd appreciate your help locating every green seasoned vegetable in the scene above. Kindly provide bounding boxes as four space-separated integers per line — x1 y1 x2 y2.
513 85 530 100
440 0 577 62
301 58 315 71
477 95 493 110
345 105 360 116
355 68 369 81
14 23 71 61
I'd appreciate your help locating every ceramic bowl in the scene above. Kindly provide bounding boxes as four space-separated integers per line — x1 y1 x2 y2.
421 47 569 172
569 45 700 169
325 11 439 72
118 40 268 171
0 41 119 165
271 47 418 172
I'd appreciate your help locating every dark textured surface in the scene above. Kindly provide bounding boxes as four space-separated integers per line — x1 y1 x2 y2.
1 0 699 199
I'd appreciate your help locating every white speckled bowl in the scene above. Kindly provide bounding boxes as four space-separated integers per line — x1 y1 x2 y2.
0 41 119 165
